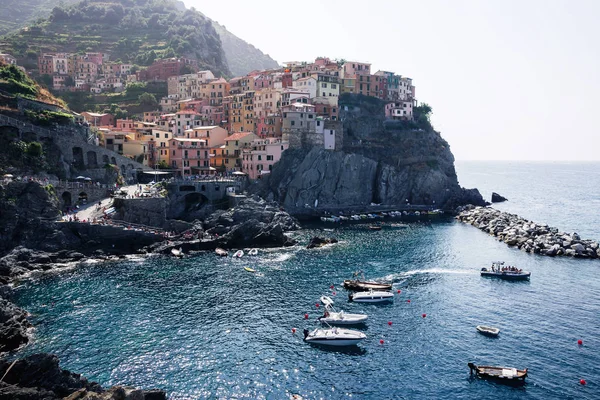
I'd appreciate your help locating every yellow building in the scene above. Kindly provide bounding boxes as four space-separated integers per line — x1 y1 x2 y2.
223 131 258 170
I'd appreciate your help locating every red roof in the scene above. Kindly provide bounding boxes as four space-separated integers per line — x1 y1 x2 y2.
225 132 253 141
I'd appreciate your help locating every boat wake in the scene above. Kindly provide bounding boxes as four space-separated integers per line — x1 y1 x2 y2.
381 268 477 282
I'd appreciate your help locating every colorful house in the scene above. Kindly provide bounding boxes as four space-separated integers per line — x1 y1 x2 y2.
241 138 289 179
223 131 258 170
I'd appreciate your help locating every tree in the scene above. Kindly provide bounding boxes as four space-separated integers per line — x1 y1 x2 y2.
157 159 169 169
138 92 157 107
26 142 43 157
414 103 432 122
64 76 75 87
39 74 53 88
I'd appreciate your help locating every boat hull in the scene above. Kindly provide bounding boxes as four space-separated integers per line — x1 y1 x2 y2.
468 363 527 383
349 292 394 303
476 326 500 336
304 328 366 347
305 338 364 346
480 271 531 280
343 280 393 291
319 313 368 325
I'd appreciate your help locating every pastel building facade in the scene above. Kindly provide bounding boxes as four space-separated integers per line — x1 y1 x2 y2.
241 138 289 179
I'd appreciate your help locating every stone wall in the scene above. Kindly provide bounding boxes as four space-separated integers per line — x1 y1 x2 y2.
113 197 168 228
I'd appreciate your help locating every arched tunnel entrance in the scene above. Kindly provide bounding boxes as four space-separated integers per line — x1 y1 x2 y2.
78 192 88 205
184 192 209 212
61 191 72 209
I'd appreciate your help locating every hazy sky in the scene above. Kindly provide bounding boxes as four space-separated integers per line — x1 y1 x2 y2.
185 0 599 161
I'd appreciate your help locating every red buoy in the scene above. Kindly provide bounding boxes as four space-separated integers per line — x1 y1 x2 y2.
379 339 384 345
332 292 336 295
397 289 401 294
304 313 309 320
330 285 334 289
406 299 411 303
292 328 296 334
388 321 393 326
578 339 583 346
580 379 587 385
422 313 427 318
315 303 320 308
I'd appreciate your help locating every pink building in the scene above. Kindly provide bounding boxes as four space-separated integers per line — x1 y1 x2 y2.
241 138 289 179
384 101 413 120
168 137 213 176
256 114 282 138
342 61 371 78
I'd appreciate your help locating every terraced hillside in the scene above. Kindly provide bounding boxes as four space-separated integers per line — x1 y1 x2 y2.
0 0 230 76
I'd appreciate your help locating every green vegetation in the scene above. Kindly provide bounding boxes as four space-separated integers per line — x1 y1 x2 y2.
0 138 49 172
0 63 39 98
413 103 433 131
1 0 230 76
24 109 74 126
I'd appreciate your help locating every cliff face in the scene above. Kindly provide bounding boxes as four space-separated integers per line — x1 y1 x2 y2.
258 95 485 214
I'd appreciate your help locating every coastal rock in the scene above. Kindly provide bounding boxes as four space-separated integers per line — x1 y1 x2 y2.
491 192 508 203
0 297 31 352
307 237 338 249
0 354 167 399
456 206 599 259
253 95 487 215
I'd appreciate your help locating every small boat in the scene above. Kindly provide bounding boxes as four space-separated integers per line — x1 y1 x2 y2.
343 280 392 292
248 248 258 256
303 327 366 346
349 290 394 303
481 261 531 281
318 297 368 325
171 248 183 258
368 225 381 231
244 266 256 273
215 248 228 257
390 223 409 229
232 250 244 258
476 325 500 337
468 362 528 383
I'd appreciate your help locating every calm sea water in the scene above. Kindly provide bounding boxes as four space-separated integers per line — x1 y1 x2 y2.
13 162 600 399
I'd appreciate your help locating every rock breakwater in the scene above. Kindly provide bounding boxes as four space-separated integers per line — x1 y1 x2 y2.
457 206 599 258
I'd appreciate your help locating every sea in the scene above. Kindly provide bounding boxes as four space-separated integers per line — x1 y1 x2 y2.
12 161 600 399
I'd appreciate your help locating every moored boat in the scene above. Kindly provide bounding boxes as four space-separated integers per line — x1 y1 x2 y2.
481 261 530 280
468 362 528 383
349 290 394 303
215 248 228 257
248 248 258 256
343 280 392 292
317 297 368 325
368 225 382 231
244 266 256 273
171 248 183 258
476 325 500 336
303 327 366 346
232 250 244 258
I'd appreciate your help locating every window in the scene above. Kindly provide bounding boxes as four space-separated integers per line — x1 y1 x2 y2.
267 155 273 161
291 120 295 126
332 84 337 89
164 133 168 139
321 83 327 88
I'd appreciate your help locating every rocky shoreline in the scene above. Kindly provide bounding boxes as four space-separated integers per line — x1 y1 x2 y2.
457 205 600 258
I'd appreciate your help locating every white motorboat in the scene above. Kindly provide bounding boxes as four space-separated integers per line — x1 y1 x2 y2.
348 289 394 303
476 325 500 337
318 296 368 325
248 248 258 256
303 327 366 346
232 250 244 258
171 248 183 258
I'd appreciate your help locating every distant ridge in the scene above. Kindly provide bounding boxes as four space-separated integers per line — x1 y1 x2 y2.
0 0 279 76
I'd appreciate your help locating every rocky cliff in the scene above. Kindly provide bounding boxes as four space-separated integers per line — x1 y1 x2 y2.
257 94 485 214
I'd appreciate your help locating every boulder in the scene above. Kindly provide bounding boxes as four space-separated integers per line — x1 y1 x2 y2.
0 298 31 352
491 192 508 203
307 237 338 249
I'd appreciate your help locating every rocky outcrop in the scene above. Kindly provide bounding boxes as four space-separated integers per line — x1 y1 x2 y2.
203 196 299 247
491 192 508 203
307 237 338 249
255 95 486 214
0 354 166 399
0 297 31 352
457 206 600 258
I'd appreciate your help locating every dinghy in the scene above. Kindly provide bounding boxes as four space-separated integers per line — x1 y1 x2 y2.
476 325 500 337
303 327 366 347
348 289 394 303
232 250 244 258
215 248 228 257
248 248 258 256
171 248 183 258
468 362 528 383
244 266 256 273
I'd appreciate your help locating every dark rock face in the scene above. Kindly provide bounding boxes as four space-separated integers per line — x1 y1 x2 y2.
0 297 31 352
204 196 299 247
0 354 167 400
307 237 338 249
491 192 508 203
255 95 486 214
